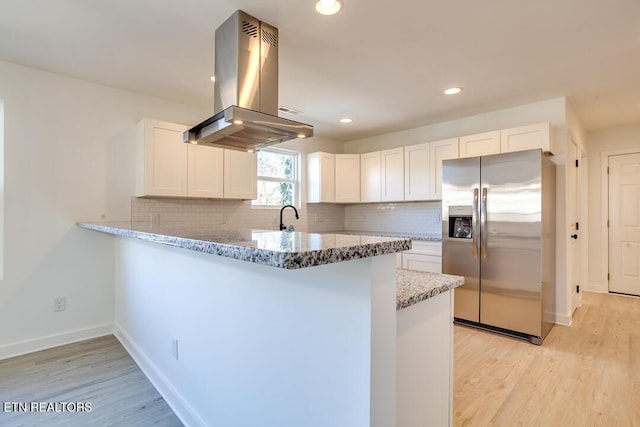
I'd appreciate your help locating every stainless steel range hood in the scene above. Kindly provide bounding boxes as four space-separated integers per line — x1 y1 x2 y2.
184 10 313 151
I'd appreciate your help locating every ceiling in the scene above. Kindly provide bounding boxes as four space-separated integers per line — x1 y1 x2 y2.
1 0 639 142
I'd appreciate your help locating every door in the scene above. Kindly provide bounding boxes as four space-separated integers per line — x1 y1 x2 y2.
335 154 360 203
429 138 459 200
609 153 640 295
442 157 480 322
381 147 404 201
361 151 381 202
404 143 430 201
479 150 542 336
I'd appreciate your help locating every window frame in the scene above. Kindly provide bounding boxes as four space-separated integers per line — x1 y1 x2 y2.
252 147 300 209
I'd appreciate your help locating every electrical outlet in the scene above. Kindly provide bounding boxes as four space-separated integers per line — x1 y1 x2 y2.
54 297 66 312
172 338 179 360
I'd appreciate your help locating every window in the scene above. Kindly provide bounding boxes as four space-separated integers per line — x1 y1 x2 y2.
252 148 299 207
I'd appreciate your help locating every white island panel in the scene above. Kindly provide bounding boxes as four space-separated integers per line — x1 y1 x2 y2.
114 237 396 427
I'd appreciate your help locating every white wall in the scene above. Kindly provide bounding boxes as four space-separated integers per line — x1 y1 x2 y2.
344 97 574 324
0 60 208 358
585 124 640 293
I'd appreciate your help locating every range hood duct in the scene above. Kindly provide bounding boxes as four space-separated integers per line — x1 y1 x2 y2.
184 10 313 151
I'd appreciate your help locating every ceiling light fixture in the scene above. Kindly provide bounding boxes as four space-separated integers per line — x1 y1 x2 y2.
444 87 463 95
340 117 353 123
315 0 342 15
210 76 216 82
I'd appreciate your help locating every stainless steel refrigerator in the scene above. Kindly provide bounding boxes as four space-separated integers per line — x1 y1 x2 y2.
442 149 555 345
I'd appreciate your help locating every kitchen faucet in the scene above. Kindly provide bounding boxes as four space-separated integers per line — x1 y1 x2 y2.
279 205 299 231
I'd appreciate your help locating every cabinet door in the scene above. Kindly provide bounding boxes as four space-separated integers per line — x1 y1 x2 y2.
404 143 430 201
361 151 381 202
335 154 361 203
381 147 405 201
429 138 459 200
307 152 335 203
500 122 550 154
224 150 257 199
459 131 500 158
402 253 442 273
188 144 223 198
139 120 188 197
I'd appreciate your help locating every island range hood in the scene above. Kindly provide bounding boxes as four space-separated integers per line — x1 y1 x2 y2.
184 10 313 152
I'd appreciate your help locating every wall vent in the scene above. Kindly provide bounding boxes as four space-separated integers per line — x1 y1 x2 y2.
278 105 303 115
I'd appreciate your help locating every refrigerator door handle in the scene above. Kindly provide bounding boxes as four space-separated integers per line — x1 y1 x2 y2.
472 188 479 258
481 187 488 258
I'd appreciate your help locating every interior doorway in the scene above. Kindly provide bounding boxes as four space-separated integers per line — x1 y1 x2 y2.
608 152 640 296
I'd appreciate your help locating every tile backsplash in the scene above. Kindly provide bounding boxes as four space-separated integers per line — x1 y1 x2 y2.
131 197 345 233
131 198 442 235
344 201 442 235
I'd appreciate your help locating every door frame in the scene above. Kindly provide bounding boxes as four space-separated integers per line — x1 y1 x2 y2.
600 148 640 293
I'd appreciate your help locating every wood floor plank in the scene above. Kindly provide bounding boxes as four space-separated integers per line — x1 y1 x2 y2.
0 335 182 427
454 292 640 427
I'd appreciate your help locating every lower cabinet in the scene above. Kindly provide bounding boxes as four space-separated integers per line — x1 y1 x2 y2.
398 241 442 273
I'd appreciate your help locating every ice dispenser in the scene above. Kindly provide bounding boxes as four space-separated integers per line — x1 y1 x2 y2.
448 206 473 238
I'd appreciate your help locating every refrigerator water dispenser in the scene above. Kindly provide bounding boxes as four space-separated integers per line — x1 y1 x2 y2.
448 206 473 239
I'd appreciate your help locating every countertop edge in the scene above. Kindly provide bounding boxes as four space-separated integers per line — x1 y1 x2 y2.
77 222 412 269
396 269 464 311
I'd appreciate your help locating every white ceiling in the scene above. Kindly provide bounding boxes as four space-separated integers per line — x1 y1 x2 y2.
1 0 639 141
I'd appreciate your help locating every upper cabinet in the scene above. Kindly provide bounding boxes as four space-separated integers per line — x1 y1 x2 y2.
404 143 430 201
136 119 188 197
307 152 336 203
306 121 551 204
500 122 551 154
335 154 361 203
361 151 381 202
381 148 404 202
135 119 255 199
429 138 459 200
188 144 224 198
459 130 501 158
223 150 257 200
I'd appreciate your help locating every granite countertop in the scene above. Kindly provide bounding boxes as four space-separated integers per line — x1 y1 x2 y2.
77 222 411 270
327 230 442 242
396 269 464 310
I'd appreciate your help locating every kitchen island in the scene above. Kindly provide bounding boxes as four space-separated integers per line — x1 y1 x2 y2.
78 222 462 427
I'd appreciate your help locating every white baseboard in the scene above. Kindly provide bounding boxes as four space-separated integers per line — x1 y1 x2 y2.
555 313 573 327
0 323 114 360
588 283 608 293
114 324 207 427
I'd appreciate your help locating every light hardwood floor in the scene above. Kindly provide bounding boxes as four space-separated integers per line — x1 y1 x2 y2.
454 291 640 427
0 335 182 427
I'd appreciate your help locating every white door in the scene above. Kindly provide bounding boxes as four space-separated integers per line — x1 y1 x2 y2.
609 152 640 295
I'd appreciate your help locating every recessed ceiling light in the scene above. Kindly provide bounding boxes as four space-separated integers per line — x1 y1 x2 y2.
444 87 463 95
297 134 307 139
315 0 342 15
340 117 353 124
210 76 216 82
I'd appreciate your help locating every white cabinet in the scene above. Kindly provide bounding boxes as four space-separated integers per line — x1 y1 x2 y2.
223 150 257 200
381 147 405 202
335 154 361 203
404 143 430 201
136 119 188 197
188 144 223 198
500 122 551 154
361 151 381 202
307 152 336 203
459 130 500 158
400 241 442 273
429 138 459 200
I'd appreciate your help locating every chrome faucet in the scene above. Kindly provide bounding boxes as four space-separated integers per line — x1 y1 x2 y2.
279 205 299 231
